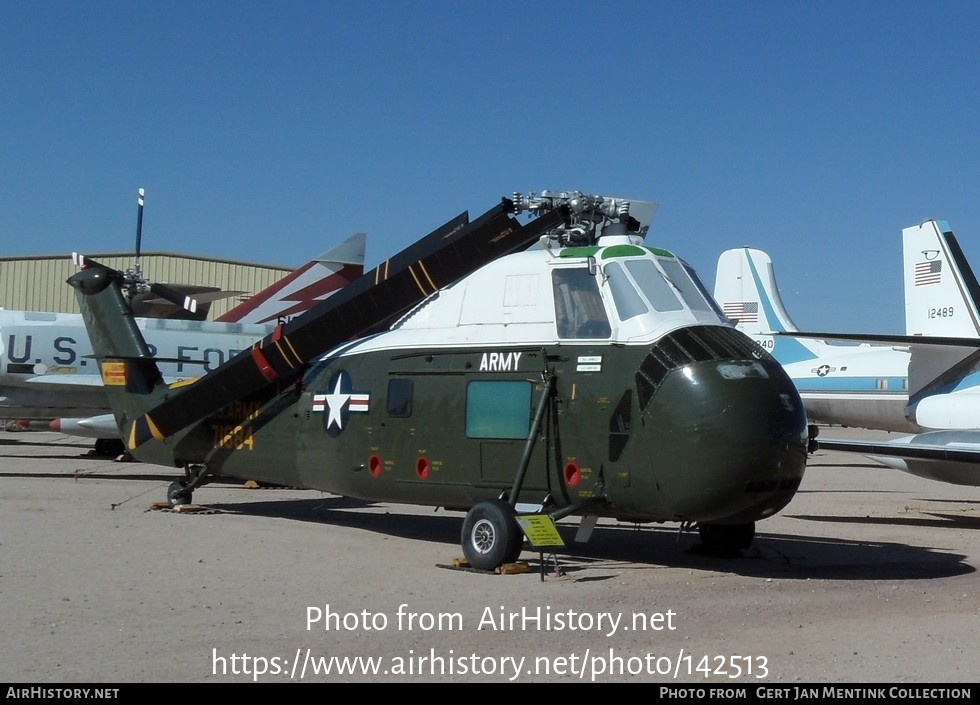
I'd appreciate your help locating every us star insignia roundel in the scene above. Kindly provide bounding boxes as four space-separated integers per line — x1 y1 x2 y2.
312 370 370 437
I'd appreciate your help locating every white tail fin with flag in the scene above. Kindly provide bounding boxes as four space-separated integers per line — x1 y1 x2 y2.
901 220 980 424
714 246 915 433
716 222 980 486
903 220 980 337
713 247 830 365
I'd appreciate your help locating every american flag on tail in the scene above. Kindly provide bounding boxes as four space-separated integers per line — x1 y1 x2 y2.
722 301 759 323
915 259 942 286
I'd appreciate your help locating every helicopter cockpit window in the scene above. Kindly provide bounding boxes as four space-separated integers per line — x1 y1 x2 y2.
681 260 729 320
658 259 715 315
623 259 684 312
604 261 648 322
552 268 611 339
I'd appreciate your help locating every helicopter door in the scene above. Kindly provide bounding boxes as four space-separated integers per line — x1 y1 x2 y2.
553 268 611 339
467 379 546 491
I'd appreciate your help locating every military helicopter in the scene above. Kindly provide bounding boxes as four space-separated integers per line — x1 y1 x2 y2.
68 190 811 571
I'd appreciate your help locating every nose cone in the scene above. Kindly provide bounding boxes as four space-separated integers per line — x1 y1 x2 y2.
638 357 808 523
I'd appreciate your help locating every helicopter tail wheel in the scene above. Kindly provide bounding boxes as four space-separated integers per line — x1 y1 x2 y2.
167 480 193 509
697 522 756 554
93 438 126 458
461 499 524 571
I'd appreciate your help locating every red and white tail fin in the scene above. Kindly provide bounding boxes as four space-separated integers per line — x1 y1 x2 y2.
216 232 366 324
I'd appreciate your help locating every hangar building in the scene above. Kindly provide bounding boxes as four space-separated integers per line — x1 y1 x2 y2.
0 252 292 320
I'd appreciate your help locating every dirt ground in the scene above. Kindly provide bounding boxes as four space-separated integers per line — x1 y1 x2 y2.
0 428 977 684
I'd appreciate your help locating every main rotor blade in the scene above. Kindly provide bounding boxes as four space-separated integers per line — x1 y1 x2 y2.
149 282 198 313
134 198 565 443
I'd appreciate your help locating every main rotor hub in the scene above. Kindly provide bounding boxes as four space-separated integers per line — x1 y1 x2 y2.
511 189 657 247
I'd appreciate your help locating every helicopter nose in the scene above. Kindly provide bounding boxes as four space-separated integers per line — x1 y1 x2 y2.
638 356 809 524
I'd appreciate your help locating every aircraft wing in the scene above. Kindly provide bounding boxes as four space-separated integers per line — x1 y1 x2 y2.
817 436 980 463
816 431 980 486
776 331 980 348
21 374 105 387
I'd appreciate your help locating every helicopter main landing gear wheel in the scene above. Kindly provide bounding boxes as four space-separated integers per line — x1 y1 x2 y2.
697 522 755 554
167 480 193 508
461 499 524 571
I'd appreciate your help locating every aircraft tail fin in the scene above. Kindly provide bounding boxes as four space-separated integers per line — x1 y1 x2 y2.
714 247 822 364
215 232 366 324
65 266 173 459
714 247 798 333
903 220 980 399
903 220 980 336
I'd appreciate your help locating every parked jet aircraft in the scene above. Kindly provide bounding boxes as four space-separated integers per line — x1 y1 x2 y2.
2 312 273 452
1 226 365 455
67 189 812 570
715 219 980 486
713 246 915 432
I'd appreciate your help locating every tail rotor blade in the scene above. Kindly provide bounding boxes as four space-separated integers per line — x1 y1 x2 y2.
72 253 197 313
135 188 145 264
72 252 110 270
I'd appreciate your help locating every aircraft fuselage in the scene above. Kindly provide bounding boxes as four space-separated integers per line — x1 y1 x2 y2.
156 331 808 526
148 241 810 527
71 192 813 562
0 310 273 420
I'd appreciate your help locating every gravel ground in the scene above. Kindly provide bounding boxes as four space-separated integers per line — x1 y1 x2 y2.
0 428 977 684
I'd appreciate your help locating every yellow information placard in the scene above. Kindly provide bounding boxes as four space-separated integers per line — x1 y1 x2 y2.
101 362 127 386
516 515 565 550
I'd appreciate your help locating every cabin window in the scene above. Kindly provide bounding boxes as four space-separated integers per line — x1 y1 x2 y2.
387 378 414 417
552 268 611 339
465 380 531 439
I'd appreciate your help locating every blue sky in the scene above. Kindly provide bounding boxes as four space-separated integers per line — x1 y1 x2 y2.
3 1 979 333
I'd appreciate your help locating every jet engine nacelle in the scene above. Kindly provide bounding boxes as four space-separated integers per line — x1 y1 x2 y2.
910 391 980 430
